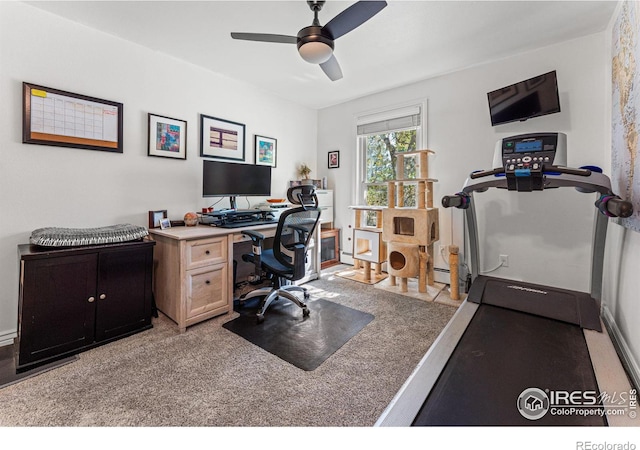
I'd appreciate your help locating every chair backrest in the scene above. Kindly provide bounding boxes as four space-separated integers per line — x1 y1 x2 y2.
287 185 319 209
273 186 322 279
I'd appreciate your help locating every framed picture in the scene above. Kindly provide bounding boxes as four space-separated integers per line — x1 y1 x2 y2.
148 210 167 229
200 114 245 161
328 150 340 169
255 135 277 167
23 82 124 153
148 113 187 160
159 218 172 230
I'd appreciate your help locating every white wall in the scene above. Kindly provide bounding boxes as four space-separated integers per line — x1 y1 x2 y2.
317 32 608 293
0 2 318 344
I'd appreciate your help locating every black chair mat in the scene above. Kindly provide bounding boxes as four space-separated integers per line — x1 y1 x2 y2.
223 297 374 371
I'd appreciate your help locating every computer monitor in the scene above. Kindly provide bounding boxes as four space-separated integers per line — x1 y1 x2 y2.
202 160 272 210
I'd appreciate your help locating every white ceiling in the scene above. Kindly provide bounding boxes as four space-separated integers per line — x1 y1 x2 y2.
26 0 617 109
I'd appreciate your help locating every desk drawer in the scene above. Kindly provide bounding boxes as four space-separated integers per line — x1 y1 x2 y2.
185 263 228 319
320 206 333 224
185 237 227 269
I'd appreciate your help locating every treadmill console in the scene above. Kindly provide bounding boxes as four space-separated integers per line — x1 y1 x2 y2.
492 132 567 191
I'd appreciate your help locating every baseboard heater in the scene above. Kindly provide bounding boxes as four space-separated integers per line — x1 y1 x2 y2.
433 267 450 284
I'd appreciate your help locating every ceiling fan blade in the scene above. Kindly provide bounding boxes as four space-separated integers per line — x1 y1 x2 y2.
320 54 343 81
230 32 297 44
322 1 387 40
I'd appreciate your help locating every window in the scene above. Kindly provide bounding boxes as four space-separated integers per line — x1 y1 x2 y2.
356 103 424 226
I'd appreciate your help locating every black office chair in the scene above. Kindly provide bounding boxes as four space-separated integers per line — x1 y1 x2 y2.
239 185 322 323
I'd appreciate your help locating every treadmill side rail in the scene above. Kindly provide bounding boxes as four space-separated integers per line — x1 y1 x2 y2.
584 322 637 427
375 301 479 426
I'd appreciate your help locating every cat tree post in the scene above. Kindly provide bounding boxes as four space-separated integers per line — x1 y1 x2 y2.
449 244 460 300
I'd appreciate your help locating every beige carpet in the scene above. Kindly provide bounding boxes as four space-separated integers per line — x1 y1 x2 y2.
0 266 457 427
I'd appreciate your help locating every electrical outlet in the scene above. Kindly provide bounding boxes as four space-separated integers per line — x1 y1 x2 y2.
499 254 509 267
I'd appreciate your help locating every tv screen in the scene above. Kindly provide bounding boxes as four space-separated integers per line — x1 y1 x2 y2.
487 71 560 126
202 160 272 197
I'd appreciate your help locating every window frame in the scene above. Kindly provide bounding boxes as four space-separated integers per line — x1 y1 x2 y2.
355 100 427 209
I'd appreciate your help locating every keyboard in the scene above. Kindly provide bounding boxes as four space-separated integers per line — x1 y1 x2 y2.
217 219 278 229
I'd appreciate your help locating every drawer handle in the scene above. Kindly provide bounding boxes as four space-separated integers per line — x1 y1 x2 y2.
88 296 95 303
99 293 107 300
205 250 210 255
205 280 210 285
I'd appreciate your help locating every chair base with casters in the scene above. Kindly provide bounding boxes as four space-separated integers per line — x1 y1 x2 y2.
238 275 310 324
238 185 321 324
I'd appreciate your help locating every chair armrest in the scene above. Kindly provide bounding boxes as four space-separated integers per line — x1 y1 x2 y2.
291 243 306 279
242 230 266 270
242 229 265 246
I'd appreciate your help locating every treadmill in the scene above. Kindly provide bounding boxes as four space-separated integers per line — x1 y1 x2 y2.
376 132 635 426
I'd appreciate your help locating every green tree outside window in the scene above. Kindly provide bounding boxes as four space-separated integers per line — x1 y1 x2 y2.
363 129 418 225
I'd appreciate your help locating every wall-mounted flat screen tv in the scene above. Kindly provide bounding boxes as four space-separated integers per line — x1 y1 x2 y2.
487 70 560 126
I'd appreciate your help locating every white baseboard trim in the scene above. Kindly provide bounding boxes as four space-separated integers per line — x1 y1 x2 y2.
602 306 640 390
340 251 354 266
0 329 17 348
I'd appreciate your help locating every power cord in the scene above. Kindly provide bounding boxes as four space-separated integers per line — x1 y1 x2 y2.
441 245 472 293
208 197 225 209
452 244 504 275
481 260 505 274
439 245 450 267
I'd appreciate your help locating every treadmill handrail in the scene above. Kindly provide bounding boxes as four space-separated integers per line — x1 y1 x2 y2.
461 170 615 197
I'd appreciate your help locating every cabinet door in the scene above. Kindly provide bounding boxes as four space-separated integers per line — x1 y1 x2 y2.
185 262 228 320
95 245 153 342
19 254 97 368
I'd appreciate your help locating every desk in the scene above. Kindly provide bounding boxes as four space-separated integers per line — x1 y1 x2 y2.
149 223 319 332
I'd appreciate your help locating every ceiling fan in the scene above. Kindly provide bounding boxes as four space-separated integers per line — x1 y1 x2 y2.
231 1 388 81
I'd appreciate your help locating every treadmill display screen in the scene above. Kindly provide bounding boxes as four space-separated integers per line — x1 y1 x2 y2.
515 140 543 153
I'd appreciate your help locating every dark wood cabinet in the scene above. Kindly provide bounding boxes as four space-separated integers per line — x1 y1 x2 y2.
16 240 155 371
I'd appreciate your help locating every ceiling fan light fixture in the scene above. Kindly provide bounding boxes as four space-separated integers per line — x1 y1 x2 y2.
298 41 333 64
232 0 387 80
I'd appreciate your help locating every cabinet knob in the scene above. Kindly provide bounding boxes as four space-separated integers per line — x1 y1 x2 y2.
99 293 107 300
205 280 210 285
205 250 210 255
88 296 95 303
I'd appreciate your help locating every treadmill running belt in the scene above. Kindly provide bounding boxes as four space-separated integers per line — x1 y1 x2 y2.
413 304 605 426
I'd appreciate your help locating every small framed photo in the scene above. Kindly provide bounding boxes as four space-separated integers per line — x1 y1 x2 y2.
148 113 187 160
328 150 340 169
159 218 172 230
200 114 245 161
255 135 277 167
148 210 167 229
